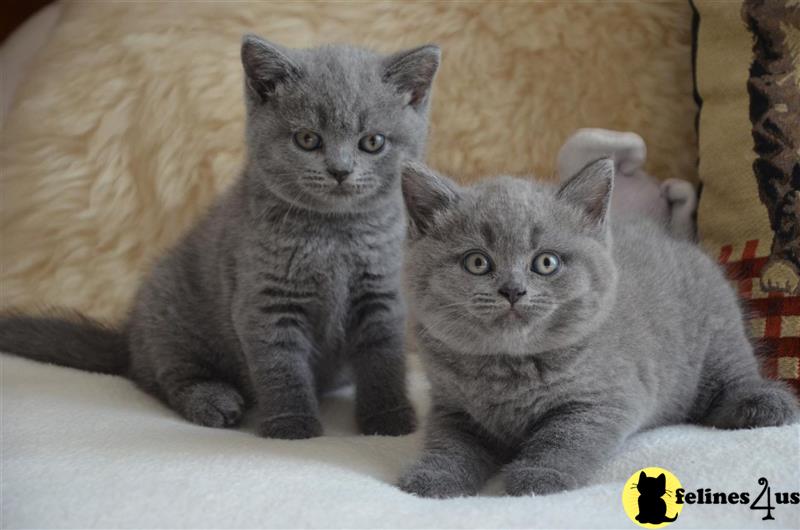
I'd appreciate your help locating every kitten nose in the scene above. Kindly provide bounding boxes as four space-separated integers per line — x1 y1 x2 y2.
498 284 527 305
327 167 352 184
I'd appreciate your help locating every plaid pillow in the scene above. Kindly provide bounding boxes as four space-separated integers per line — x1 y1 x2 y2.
693 0 799 396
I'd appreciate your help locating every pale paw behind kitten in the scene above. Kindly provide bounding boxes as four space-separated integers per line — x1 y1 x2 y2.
398 159 798 498
557 128 697 240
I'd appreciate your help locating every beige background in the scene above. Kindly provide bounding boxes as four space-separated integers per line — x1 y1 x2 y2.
1 1 697 320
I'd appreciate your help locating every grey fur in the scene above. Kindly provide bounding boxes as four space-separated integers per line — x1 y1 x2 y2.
0 35 441 439
398 160 799 497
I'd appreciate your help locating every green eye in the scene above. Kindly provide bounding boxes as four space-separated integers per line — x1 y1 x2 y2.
532 252 561 276
293 130 322 151
358 133 386 154
462 251 492 275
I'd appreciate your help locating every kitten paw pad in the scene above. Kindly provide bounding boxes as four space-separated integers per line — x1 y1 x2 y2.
181 381 244 428
505 466 576 496
359 406 417 436
258 414 323 439
398 466 473 498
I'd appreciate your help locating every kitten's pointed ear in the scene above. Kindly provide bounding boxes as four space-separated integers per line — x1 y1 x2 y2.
657 474 666 486
639 471 647 482
383 45 441 111
402 162 460 237
241 35 301 102
557 158 614 230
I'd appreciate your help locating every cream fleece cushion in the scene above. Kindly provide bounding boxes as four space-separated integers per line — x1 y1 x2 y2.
0 1 696 321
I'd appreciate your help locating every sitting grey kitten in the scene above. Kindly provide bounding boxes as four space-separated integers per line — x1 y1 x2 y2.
398 160 799 497
0 35 441 440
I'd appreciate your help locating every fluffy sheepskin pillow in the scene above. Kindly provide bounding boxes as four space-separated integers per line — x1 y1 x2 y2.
693 0 800 395
1 1 696 320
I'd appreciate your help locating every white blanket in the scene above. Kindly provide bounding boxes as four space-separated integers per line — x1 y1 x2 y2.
3 354 799 529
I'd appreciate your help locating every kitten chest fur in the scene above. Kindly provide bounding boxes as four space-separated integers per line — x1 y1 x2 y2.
255 203 405 355
422 342 625 444
234 181 407 378
426 350 551 440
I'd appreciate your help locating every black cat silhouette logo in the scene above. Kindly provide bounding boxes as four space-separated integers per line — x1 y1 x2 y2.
622 467 684 528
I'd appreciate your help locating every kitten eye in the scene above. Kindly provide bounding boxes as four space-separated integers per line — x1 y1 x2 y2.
532 252 561 276
293 130 322 151
358 133 386 154
462 251 493 275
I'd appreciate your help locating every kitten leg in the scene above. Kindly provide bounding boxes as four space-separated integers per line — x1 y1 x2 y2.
398 407 501 498
145 352 245 427
348 288 415 436
235 304 322 439
697 326 799 429
135 332 246 429
505 403 634 496
250 353 321 439
703 378 799 429
698 337 798 428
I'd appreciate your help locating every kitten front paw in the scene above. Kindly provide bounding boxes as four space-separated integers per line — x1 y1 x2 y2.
505 465 577 496
358 406 417 436
257 414 323 439
398 465 474 498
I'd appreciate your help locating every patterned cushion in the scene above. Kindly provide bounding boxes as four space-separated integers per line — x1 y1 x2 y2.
693 0 799 395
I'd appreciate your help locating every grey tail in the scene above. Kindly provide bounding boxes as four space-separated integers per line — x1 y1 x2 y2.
0 310 129 375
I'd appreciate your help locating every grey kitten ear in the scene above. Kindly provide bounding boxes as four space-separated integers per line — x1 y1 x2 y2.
402 162 460 237
241 35 301 102
382 45 441 111
557 158 614 229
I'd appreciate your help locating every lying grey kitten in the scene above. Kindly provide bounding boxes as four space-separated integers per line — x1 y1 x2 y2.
398 160 799 497
0 35 441 440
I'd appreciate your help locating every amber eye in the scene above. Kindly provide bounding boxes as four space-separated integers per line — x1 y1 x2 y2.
293 130 322 151
462 251 493 275
532 252 561 276
358 133 386 154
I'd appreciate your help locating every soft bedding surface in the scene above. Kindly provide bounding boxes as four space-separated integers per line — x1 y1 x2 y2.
3 354 798 529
